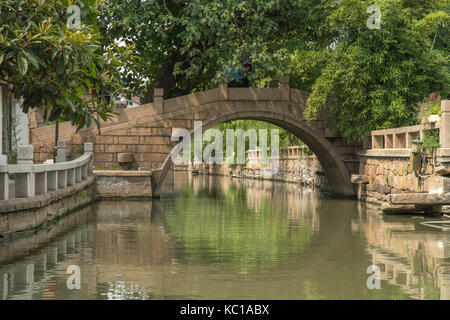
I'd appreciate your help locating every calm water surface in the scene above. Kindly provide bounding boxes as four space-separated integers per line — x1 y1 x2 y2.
1 173 449 300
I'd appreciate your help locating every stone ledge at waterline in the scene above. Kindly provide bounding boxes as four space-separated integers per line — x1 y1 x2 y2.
0 171 155 238
94 170 153 198
0 176 96 238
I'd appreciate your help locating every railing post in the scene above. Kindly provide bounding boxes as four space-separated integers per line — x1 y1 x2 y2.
154 88 164 114
75 166 82 183
280 76 290 101
82 164 88 179
84 142 93 173
0 85 9 198
16 146 35 198
55 140 67 163
57 170 67 189
440 100 450 149
67 168 75 186
0 166 8 200
34 171 47 195
0 86 8 165
218 84 228 101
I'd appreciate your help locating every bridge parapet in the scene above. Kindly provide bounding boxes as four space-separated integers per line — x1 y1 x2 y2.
0 142 93 200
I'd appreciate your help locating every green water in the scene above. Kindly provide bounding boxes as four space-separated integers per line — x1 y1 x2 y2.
0 173 449 300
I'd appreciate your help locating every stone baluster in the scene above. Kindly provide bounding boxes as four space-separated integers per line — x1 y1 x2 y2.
75 166 82 183
16 146 35 198
57 169 66 189
67 168 75 186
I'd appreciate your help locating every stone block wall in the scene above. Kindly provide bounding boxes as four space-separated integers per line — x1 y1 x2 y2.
91 127 173 169
361 156 436 189
0 176 95 238
356 155 448 207
32 126 174 170
193 152 326 188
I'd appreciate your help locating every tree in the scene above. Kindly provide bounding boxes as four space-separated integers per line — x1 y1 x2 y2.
97 0 303 103
294 0 449 140
0 0 130 131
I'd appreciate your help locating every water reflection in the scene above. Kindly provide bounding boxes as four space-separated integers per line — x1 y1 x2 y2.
354 204 450 300
0 173 449 299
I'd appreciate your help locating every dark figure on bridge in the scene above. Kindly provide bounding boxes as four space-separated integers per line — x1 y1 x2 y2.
227 60 252 88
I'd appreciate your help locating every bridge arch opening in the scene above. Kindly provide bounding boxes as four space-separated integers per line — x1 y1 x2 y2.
153 110 355 198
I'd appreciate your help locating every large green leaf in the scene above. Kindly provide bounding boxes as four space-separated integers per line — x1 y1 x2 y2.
17 53 28 75
21 49 41 69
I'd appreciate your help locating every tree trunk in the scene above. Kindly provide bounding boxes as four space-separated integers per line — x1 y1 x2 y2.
142 54 179 104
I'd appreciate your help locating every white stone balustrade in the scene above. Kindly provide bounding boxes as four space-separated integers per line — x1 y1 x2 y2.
369 100 449 153
0 143 93 200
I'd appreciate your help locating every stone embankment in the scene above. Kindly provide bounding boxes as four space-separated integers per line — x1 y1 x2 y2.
0 142 159 238
352 100 450 214
178 146 327 190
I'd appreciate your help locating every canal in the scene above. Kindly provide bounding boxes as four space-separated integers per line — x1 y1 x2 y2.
0 173 449 300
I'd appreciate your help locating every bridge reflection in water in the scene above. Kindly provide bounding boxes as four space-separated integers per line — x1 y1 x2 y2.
0 173 449 299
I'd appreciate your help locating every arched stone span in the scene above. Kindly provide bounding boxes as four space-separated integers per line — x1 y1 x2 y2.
30 77 359 197
153 107 356 197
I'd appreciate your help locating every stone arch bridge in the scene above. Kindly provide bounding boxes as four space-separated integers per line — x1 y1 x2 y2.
31 77 360 197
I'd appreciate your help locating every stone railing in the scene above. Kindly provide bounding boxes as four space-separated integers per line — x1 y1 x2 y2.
280 146 310 159
246 146 310 162
369 100 449 154
0 142 93 200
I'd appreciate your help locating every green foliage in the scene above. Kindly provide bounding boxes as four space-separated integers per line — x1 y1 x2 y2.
0 0 131 131
77 188 87 197
214 120 302 149
97 0 303 101
291 0 449 140
422 129 440 151
418 92 442 123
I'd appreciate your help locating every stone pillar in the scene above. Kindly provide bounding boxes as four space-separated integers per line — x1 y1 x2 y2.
0 167 8 200
81 164 88 179
154 88 164 114
0 82 9 199
84 142 93 173
34 172 46 195
280 76 290 101
16 145 35 198
218 84 228 101
55 140 67 163
57 170 66 189
47 171 57 191
0 86 7 164
75 166 82 183
440 100 450 149
67 168 75 186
